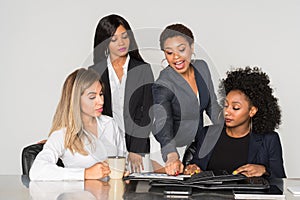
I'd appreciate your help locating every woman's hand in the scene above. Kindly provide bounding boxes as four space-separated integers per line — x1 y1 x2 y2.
165 152 184 175
233 164 267 177
128 152 144 173
183 164 202 175
84 161 111 179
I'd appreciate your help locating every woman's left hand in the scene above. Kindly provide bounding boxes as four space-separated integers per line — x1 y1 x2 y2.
183 164 202 175
233 164 266 177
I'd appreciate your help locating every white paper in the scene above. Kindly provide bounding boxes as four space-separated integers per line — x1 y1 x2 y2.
129 172 190 180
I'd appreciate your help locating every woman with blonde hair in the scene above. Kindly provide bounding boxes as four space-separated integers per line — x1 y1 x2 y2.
30 68 126 180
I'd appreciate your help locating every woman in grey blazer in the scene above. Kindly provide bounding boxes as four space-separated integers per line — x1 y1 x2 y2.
152 24 221 175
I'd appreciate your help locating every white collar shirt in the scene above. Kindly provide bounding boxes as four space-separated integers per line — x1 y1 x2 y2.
29 115 126 181
107 55 130 134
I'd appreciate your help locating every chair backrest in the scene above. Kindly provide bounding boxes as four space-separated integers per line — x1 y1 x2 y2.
182 141 197 166
21 143 64 175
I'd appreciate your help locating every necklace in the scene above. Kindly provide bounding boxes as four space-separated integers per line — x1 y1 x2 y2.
226 127 250 138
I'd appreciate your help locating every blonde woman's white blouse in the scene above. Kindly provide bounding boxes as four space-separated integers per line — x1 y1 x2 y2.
29 115 126 181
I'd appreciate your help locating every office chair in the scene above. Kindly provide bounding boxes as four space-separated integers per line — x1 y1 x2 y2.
182 141 197 166
21 143 64 175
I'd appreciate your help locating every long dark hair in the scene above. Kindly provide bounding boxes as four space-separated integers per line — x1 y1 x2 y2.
93 14 144 64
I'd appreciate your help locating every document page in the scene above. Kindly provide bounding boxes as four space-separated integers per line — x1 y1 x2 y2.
127 172 190 180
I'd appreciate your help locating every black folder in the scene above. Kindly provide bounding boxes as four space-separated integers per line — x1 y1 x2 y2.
150 170 270 190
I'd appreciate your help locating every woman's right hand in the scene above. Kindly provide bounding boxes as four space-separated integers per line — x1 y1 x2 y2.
183 164 202 175
165 152 184 175
128 152 144 173
84 161 111 179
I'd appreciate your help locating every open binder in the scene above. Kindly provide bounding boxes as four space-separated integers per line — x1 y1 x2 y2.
148 170 270 190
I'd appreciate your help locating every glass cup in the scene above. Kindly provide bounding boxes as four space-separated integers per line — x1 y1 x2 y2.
107 156 126 179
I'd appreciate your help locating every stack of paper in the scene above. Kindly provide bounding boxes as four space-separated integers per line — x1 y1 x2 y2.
126 172 190 180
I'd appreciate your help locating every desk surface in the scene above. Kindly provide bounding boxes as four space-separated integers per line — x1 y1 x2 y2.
0 175 300 199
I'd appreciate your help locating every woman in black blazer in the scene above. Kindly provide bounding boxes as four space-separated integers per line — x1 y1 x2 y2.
185 67 286 178
89 14 154 172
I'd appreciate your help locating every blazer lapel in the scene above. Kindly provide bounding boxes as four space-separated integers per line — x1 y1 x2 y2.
127 57 137 71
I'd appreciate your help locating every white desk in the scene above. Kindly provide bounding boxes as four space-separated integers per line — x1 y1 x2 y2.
0 175 300 199
283 179 300 200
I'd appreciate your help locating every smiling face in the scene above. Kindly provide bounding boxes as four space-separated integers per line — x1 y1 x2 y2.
108 25 130 61
224 90 257 129
80 81 104 119
163 36 194 74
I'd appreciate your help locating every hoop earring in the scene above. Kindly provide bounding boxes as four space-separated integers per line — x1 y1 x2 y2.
249 117 253 133
105 48 109 57
161 58 168 69
218 109 224 121
191 52 196 64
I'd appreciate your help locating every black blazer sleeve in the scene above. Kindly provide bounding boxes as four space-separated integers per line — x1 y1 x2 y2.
248 132 286 178
125 60 154 154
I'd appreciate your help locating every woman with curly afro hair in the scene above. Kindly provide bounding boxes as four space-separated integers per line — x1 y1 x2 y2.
184 67 286 178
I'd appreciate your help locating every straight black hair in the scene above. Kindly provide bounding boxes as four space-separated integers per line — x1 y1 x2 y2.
93 14 144 64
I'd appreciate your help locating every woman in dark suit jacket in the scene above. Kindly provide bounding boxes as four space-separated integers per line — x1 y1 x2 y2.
185 67 286 178
89 14 154 172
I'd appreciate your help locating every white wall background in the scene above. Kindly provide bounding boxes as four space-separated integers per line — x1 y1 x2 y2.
1 0 299 177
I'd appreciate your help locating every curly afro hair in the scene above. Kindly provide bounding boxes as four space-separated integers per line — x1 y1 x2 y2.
219 67 281 133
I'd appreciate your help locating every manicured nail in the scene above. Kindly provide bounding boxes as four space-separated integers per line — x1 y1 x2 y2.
232 170 238 175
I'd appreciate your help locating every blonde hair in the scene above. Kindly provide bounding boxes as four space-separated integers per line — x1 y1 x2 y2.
49 68 101 155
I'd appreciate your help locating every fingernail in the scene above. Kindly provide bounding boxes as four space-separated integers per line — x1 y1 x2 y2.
232 170 238 175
